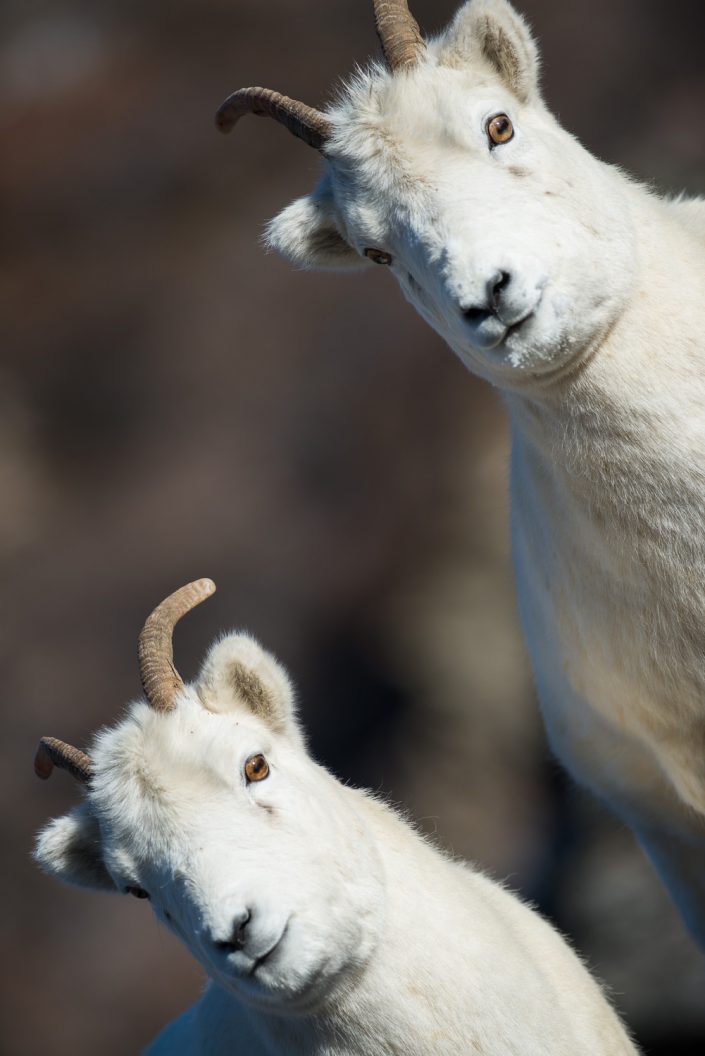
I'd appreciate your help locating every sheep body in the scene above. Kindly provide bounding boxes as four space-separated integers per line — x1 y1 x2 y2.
507 192 705 941
250 0 705 946
36 625 637 1055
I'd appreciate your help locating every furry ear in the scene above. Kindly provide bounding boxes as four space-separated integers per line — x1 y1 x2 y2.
265 175 366 272
438 0 540 103
34 804 115 891
196 633 299 734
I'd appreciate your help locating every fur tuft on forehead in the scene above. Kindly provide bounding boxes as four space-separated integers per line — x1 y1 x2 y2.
327 62 527 195
89 700 221 822
325 0 540 168
85 696 275 860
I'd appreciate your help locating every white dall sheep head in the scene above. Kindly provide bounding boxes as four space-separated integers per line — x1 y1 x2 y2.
217 0 637 388
34 581 384 1013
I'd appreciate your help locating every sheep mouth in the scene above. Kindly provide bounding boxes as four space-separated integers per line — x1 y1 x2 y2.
461 304 539 353
477 286 546 352
250 920 290 976
502 312 536 345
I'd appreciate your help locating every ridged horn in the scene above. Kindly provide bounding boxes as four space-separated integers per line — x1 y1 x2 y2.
215 87 332 150
34 736 93 784
373 0 426 71
138 579 216 713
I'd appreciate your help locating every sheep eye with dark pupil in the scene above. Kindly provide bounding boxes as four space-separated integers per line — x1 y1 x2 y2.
364 248 392 265
126 886 149 899
487 113 514 146
245 753 269 782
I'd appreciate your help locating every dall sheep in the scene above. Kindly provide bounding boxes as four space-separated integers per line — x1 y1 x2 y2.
215 0 705 947
34 579 638 1055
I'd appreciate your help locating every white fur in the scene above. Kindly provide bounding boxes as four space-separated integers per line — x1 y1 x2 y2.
35 632 637 1054
265 0 705 948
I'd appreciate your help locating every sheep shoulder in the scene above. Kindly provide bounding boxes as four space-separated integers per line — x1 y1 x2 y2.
299 790 638 1056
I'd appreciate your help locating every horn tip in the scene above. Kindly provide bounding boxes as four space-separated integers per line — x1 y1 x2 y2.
195 577 217 598
215 112 233 133
214 98 239 133
34 739 54 780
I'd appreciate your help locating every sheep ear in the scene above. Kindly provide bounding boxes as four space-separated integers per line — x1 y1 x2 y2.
34 804 116 891
265 177 366 272
196 634 299 735
438 0 540 103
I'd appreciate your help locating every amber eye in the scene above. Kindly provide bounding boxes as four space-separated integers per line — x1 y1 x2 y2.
487 113 514 147
125 886 149 900
244 753 270 782
364 248 393 266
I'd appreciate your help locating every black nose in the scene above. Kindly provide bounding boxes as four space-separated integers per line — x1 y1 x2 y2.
214 909 251 954
462 271 511 324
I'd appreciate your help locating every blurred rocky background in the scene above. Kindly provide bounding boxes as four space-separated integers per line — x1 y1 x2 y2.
2 0 704 1052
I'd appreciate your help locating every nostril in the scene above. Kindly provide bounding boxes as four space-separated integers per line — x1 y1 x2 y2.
214 909 251 954
489 270 511 311
463 304 491 323
462 272 512 324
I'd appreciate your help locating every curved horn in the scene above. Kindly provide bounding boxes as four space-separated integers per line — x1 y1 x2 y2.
138 578 216 714
373 0 426 72
215 87 332 150
35 736 93 784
